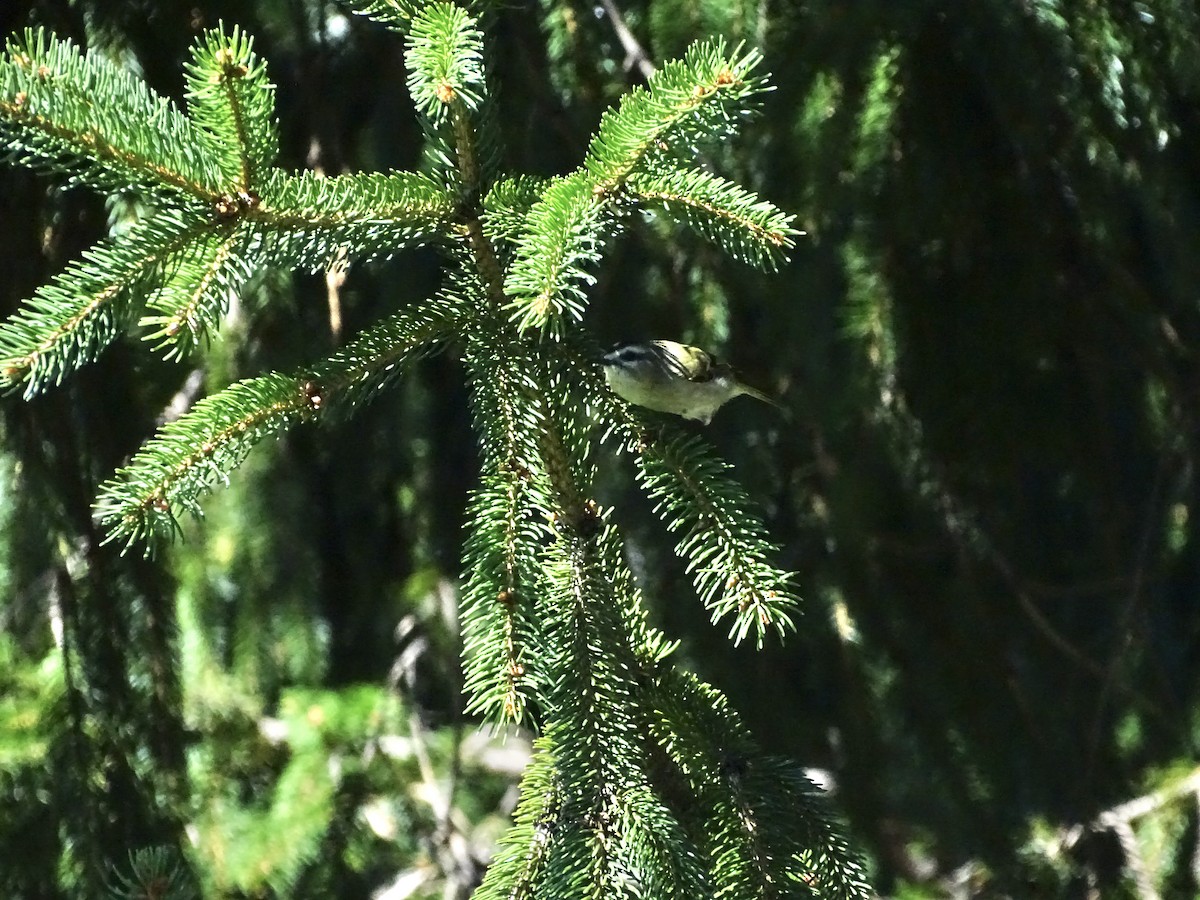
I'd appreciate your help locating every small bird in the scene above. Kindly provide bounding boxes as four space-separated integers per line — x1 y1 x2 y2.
602 340 785 424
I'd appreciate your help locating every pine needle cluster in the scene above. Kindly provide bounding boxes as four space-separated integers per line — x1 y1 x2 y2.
0 2 868 895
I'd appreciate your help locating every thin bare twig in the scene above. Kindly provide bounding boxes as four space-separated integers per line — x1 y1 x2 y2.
598 0 656 82
1083 451 1174 792
156 368 205 425
1055 767 1200 900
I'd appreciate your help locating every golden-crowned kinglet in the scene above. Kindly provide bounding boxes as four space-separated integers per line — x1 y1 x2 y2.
602 340 784 424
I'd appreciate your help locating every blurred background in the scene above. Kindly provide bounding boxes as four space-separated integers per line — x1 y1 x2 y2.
2 0 1199 897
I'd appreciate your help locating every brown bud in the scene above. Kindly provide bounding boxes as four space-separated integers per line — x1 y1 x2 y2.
302 380 323 411
213 194 238 219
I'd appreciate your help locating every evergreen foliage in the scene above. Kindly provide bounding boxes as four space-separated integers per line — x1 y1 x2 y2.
95 294 458 548
0 29 225 197
503 39 797 335
0 2 862 897
0 206 213 393
10 0 1196 896
630 430 799 646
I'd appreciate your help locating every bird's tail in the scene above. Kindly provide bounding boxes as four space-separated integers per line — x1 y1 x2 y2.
737 384 790 418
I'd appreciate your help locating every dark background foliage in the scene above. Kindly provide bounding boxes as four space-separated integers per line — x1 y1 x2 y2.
2 0 1199 896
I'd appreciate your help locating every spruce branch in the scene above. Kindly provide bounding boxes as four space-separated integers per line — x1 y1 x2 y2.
746 761 875 900
0 14 866 893
504 39 771 334
0 208 215 397
583 40 768 188
344 0 425 33
489 335 679 895
405 2 486 122
634 430 801 647
106 846 198 900
482 175 550 252
94 370 311 548
95 297 459 550
629 166 800 269
651 670 871 900
617 784 710 898
473 738 561 900
463 186 508 303
0 30 225 199
431 0 566 728
461 347 660 891
572 346 800 647
504 172 612 336
448 105 505 301
184 25 279 192
0 20 459 468
459 339 557 725
139 223 254 360
407 0 508 297
535 523 648 895
251 169 456 269
459 468 547 725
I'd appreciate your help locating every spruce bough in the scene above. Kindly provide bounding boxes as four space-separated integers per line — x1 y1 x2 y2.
0 3 870 896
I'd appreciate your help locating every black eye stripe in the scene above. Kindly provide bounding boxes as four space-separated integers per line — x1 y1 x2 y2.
602 342 717 379
604 344 648 364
